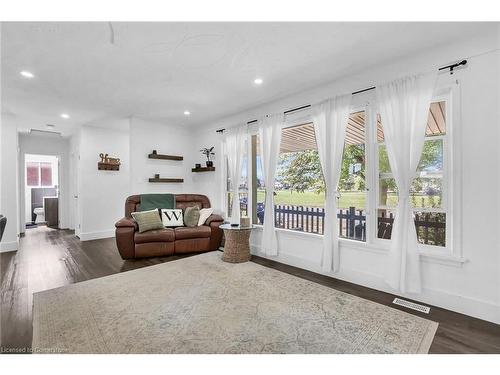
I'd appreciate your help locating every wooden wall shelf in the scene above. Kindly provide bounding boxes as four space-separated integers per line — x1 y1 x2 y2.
149 178 184 183
148 151 183 161
148 174 183 183
192 167 215 172
98 162 120 171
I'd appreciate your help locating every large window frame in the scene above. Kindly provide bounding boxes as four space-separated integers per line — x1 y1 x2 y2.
373 93 452 254
242 82 461 260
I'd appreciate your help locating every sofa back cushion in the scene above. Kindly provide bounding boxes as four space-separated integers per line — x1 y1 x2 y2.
125 194 211 218
175 194 211 211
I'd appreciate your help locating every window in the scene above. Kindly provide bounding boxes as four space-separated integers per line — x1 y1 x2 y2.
245 92 453 252
225 141 248 218
40 162 53 186
27 162 40 186
251 134 265 225
376 101 448 247
26 161 53 187
338 111 367 241
251 123 325 234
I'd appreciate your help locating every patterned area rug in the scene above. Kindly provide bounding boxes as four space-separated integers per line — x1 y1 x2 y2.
32 251 438 353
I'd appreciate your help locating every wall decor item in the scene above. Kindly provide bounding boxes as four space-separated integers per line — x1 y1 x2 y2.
200 147 215 167
98 153 121 170
148 174 184 183
240 216 251 228
148 150 183 161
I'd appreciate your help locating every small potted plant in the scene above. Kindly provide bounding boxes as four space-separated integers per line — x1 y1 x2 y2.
200 147 215 167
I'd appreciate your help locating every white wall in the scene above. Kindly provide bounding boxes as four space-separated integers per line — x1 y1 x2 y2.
73 117 209 240
185 129 225 213
18 133 70 231
129 117 194 195
78 123 130 240
0 113 20 252
189 30 500 324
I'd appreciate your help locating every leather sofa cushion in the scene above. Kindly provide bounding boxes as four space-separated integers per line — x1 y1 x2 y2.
174 226 211 240
135 242 175 258
134 228 175 244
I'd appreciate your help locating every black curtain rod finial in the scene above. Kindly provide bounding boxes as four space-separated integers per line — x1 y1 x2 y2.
438 59 467 75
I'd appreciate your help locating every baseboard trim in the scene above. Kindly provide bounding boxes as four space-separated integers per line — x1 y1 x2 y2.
250 245 500 325
78 230 115 241
0 240 19 253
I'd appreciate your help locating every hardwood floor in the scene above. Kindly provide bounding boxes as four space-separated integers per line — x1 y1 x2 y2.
1 226 499 353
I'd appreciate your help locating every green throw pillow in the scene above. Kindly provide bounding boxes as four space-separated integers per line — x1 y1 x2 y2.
184 206 200 227
131 209 164 233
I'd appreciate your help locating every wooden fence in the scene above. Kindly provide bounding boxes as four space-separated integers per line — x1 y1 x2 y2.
274 205 325 234
257 204 445 246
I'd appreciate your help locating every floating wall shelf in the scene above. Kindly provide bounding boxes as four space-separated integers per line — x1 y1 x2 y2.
98 162 120 171
148 174 183 183
192 167 215 172
148 151 183 161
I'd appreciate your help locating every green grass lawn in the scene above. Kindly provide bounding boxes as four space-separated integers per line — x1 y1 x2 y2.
258 189 372 208
256 189 437 209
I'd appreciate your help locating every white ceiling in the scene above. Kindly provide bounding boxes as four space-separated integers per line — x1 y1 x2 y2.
1 22 495 135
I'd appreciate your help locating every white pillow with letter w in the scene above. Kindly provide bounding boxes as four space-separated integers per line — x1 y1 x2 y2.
161 209 184 227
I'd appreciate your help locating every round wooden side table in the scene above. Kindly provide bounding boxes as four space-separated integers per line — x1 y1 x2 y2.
220 224 253 263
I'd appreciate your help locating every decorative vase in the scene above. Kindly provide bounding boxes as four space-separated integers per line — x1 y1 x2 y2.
195 163 201 169
240 216 251 228
206 161 213 167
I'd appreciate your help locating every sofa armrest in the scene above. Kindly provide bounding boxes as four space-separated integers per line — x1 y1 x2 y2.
205 214 224 226
115 217 137 230
206 214 224 250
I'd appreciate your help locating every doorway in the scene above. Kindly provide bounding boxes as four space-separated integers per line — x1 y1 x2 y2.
24 154 60 230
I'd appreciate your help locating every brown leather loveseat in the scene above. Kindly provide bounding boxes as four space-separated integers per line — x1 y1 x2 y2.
115 194 224 259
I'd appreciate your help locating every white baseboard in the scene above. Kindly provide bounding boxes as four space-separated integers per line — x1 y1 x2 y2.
0 240 19 253
332 264 500 325
250 245 500 325
78 230 115 241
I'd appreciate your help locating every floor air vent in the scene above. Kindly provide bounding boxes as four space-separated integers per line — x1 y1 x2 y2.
392 298 430 314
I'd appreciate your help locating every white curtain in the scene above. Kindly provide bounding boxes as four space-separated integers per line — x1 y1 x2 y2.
224 126 246 223
259 114 284 256
312 94 352 273
376 73 437 294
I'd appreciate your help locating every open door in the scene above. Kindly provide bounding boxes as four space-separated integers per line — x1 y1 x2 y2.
24 154 60 230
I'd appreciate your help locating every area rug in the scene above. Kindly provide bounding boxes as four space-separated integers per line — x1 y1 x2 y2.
32 251 438 354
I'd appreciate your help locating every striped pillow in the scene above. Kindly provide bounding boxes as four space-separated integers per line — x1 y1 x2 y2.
131 209 164 233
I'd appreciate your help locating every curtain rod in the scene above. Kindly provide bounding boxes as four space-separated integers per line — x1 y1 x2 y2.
216 59 467 133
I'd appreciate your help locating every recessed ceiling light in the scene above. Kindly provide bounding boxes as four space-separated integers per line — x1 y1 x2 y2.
254 78 263 85
184 111 191 116
60 113 70 119
20 71 35 78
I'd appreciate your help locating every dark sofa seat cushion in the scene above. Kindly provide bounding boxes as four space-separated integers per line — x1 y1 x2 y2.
174 226 211 240
134 228 175 244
